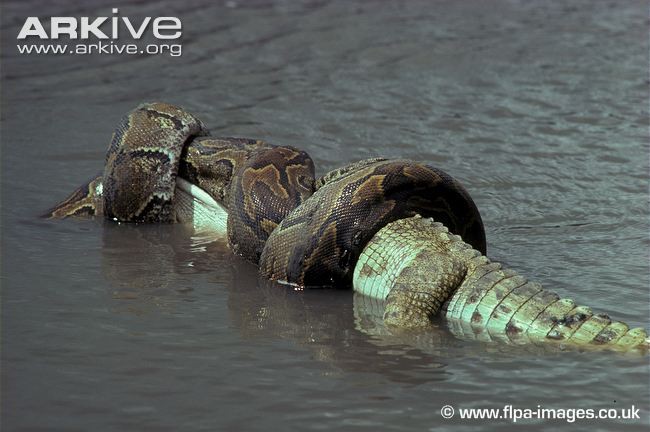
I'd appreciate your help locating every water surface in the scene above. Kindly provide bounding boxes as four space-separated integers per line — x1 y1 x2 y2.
2 1 649 430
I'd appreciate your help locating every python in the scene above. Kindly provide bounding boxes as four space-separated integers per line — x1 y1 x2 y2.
17 8 181 40
46 102 650 353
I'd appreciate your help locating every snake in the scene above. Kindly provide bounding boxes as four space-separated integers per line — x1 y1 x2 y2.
46 102 649 352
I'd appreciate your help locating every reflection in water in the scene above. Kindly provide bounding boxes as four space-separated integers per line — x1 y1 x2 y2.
353 294 576 356
230 277 451 384
100 224 576 386
101 222 231 315
101 224 451 383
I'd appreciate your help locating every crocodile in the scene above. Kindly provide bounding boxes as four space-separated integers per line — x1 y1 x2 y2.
47 102 649 353
353 215 649 352
172 179 649 353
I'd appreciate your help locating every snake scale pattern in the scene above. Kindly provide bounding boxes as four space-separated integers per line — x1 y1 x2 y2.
46 102 649 352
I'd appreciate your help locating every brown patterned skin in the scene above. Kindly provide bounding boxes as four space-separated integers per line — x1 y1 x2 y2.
178 137 269 205
102 102 209 223
43 175 104 218
45 108 268 222
259 159 486 288
313 158 388 189
227 146 315 263
45 103 485 290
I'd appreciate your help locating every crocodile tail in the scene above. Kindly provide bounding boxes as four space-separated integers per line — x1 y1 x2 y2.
445 263 649 351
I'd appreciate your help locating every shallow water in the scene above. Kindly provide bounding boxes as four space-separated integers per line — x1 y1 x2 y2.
2 0 649 430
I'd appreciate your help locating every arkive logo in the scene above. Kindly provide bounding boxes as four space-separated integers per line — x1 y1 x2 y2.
16 8 183 57
17 8 182 40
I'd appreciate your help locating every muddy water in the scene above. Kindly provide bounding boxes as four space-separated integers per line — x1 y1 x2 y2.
2 0 649 430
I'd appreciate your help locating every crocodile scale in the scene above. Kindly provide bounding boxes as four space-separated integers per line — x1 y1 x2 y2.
46 102 649 352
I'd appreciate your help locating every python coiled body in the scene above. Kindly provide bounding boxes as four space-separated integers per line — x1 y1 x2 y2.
47 102 485 285
103 102 209 223
46 102 649 352
260 159 485 287
227 145 315 264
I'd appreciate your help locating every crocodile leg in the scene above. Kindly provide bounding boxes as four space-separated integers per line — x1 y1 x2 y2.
383 251 466 328
354 215 470 328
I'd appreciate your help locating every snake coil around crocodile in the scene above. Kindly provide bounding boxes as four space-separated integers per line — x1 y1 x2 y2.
46 102 486 289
